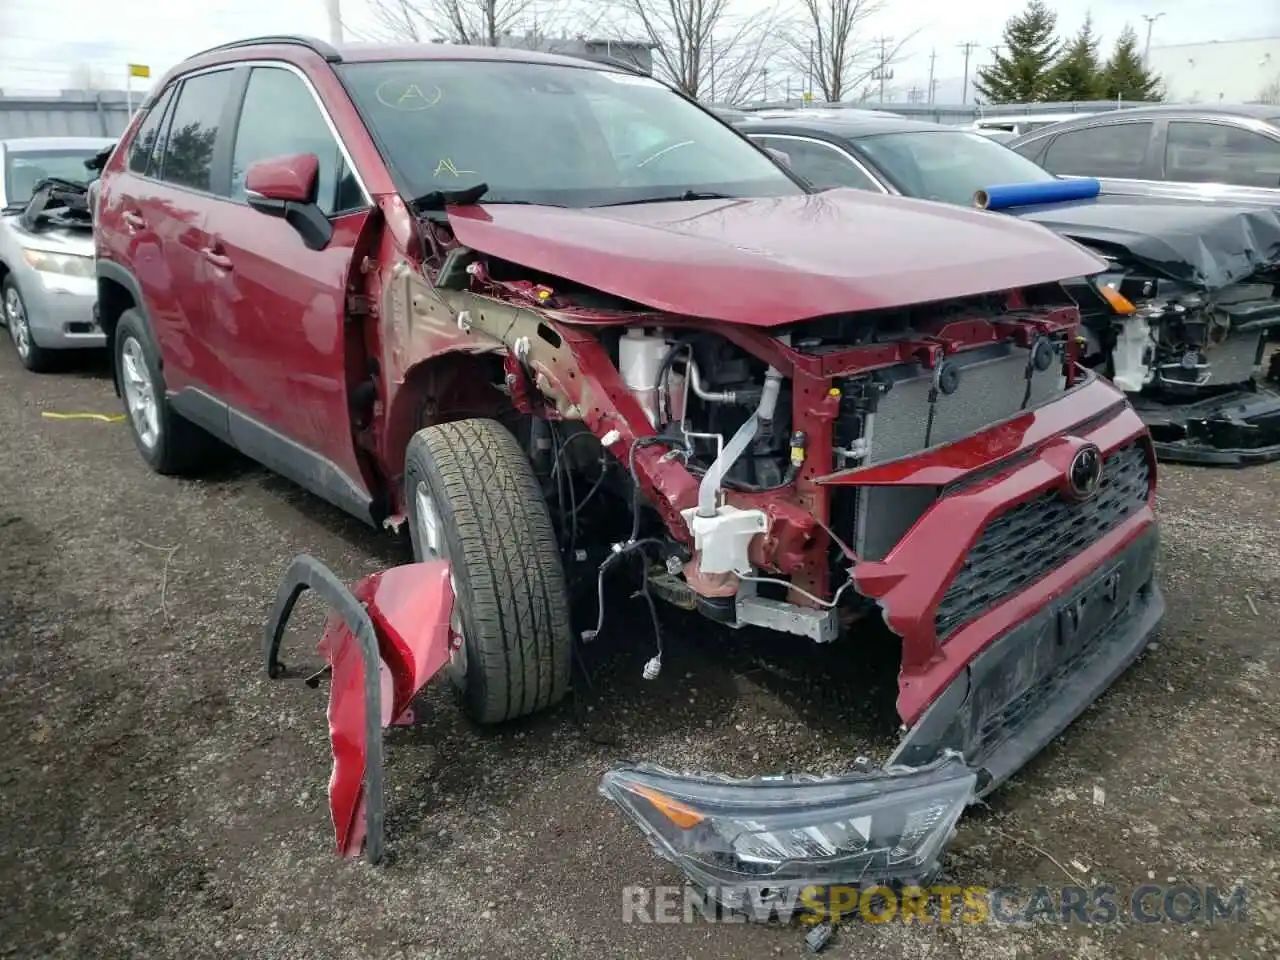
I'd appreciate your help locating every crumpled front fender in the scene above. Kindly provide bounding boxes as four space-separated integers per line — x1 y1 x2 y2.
265 555 456 863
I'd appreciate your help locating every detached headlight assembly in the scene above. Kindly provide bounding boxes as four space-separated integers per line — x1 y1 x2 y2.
22 248 94 278
600 753 975 899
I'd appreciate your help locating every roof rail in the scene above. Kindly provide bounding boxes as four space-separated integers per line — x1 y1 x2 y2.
185 35 343 64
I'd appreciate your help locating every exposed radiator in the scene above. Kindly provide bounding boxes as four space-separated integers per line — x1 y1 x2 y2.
864 343 1065 466
844 342 1066 560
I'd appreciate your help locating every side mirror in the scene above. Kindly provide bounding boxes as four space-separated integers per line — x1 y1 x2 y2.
765 146 792 168
244 153 332 252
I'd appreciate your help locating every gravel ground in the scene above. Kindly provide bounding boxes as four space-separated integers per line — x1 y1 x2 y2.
1 346 1277 960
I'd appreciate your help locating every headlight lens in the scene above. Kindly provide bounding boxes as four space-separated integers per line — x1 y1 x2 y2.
22 248 94 277
600 753 975 897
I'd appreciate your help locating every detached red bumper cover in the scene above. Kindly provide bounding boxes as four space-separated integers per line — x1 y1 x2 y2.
265 555 456 863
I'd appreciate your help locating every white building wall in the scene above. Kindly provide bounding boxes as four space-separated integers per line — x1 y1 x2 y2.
1148 37 1280 103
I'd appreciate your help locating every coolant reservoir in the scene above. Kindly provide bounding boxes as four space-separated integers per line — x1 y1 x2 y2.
1111 315 1155 394
619 327 669 427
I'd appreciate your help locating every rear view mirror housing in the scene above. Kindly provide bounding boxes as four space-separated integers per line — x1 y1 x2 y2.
244 152 333 252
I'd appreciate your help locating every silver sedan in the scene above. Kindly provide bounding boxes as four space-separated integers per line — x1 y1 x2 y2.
0 136 114 371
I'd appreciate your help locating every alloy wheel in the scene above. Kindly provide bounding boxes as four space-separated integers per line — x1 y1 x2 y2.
414 480 468 686
120 336 160 449
5 287 31 360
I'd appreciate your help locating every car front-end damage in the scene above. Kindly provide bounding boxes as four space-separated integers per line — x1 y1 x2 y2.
592 379 1162 907
1010 195 1280 465
266 190 1163 905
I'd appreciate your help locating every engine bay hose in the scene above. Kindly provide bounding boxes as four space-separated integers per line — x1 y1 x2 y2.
695 367 783 518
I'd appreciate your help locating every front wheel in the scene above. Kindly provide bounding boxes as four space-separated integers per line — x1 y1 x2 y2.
4 277 54 372
404 418 572 724
114 308 215 475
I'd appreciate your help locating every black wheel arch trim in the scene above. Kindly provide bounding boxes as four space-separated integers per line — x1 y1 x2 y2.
96 260 152 396
95 259 146 315
264 553 387 865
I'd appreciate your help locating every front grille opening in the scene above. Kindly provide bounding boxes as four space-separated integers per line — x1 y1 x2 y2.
933 440 1152 640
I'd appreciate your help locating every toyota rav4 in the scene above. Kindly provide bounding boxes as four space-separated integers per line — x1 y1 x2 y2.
94 36 1164 898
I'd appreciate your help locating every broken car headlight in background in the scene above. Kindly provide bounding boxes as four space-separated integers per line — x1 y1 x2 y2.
600 753 975 903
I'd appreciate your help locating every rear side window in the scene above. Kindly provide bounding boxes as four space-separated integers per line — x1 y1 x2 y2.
1164 121 1280 189
158 69 235 194
230 66 358 215
1041 122 1154 178
127 85 175 175
750 136 881 191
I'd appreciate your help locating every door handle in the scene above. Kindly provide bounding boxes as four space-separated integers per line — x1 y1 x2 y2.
122 211 145 229
201 247 233 270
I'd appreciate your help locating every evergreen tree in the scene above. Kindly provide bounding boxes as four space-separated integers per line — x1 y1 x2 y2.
1050 15 1105 100
974 0 1063 103
1102 24 1164 101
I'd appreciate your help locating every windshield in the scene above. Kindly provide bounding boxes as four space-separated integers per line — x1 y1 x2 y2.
854 130 1056 205
4 149 100 206
337 60 804 207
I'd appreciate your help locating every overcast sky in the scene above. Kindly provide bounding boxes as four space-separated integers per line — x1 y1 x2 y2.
0 0 1276 102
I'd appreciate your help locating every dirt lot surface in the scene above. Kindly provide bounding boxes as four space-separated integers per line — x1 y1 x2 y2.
1 346 1277 960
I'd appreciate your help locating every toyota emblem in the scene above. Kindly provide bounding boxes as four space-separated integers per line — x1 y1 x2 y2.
1065 444 1103 501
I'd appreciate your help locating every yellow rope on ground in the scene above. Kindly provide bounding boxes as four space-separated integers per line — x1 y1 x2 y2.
40 411 126 423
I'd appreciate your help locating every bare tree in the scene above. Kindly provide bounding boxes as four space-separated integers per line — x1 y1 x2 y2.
608 0 785 103
366 0 581 46
1258 76 1280 106
785 0 913 102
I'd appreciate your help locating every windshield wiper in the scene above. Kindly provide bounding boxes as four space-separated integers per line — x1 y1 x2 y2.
410 183 567 219
411 182 490 220
480 199 567 207
594 190 739 207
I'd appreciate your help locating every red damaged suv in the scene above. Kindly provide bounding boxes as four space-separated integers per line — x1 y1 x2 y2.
95 37 1163 898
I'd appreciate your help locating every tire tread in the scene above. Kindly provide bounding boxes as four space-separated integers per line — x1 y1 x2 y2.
408 418 571 722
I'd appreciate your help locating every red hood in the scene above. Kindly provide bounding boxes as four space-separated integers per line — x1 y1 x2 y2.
445 190 1108 327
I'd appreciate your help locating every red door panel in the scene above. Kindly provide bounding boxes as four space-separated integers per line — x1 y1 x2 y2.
137 186 219 393
202 202 372 481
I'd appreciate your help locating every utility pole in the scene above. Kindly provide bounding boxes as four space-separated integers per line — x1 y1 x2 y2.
325 0 343 45
927 48 937 103
1142 13 1165 64
872 36 895 102
958 40 979 104
907 85 923 103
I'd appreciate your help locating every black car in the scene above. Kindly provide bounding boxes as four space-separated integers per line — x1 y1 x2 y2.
733 112 1280 465
1006 103 1280 206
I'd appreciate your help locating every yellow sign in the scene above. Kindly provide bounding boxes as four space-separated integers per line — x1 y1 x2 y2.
128 64 151 79
802 90 814 103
